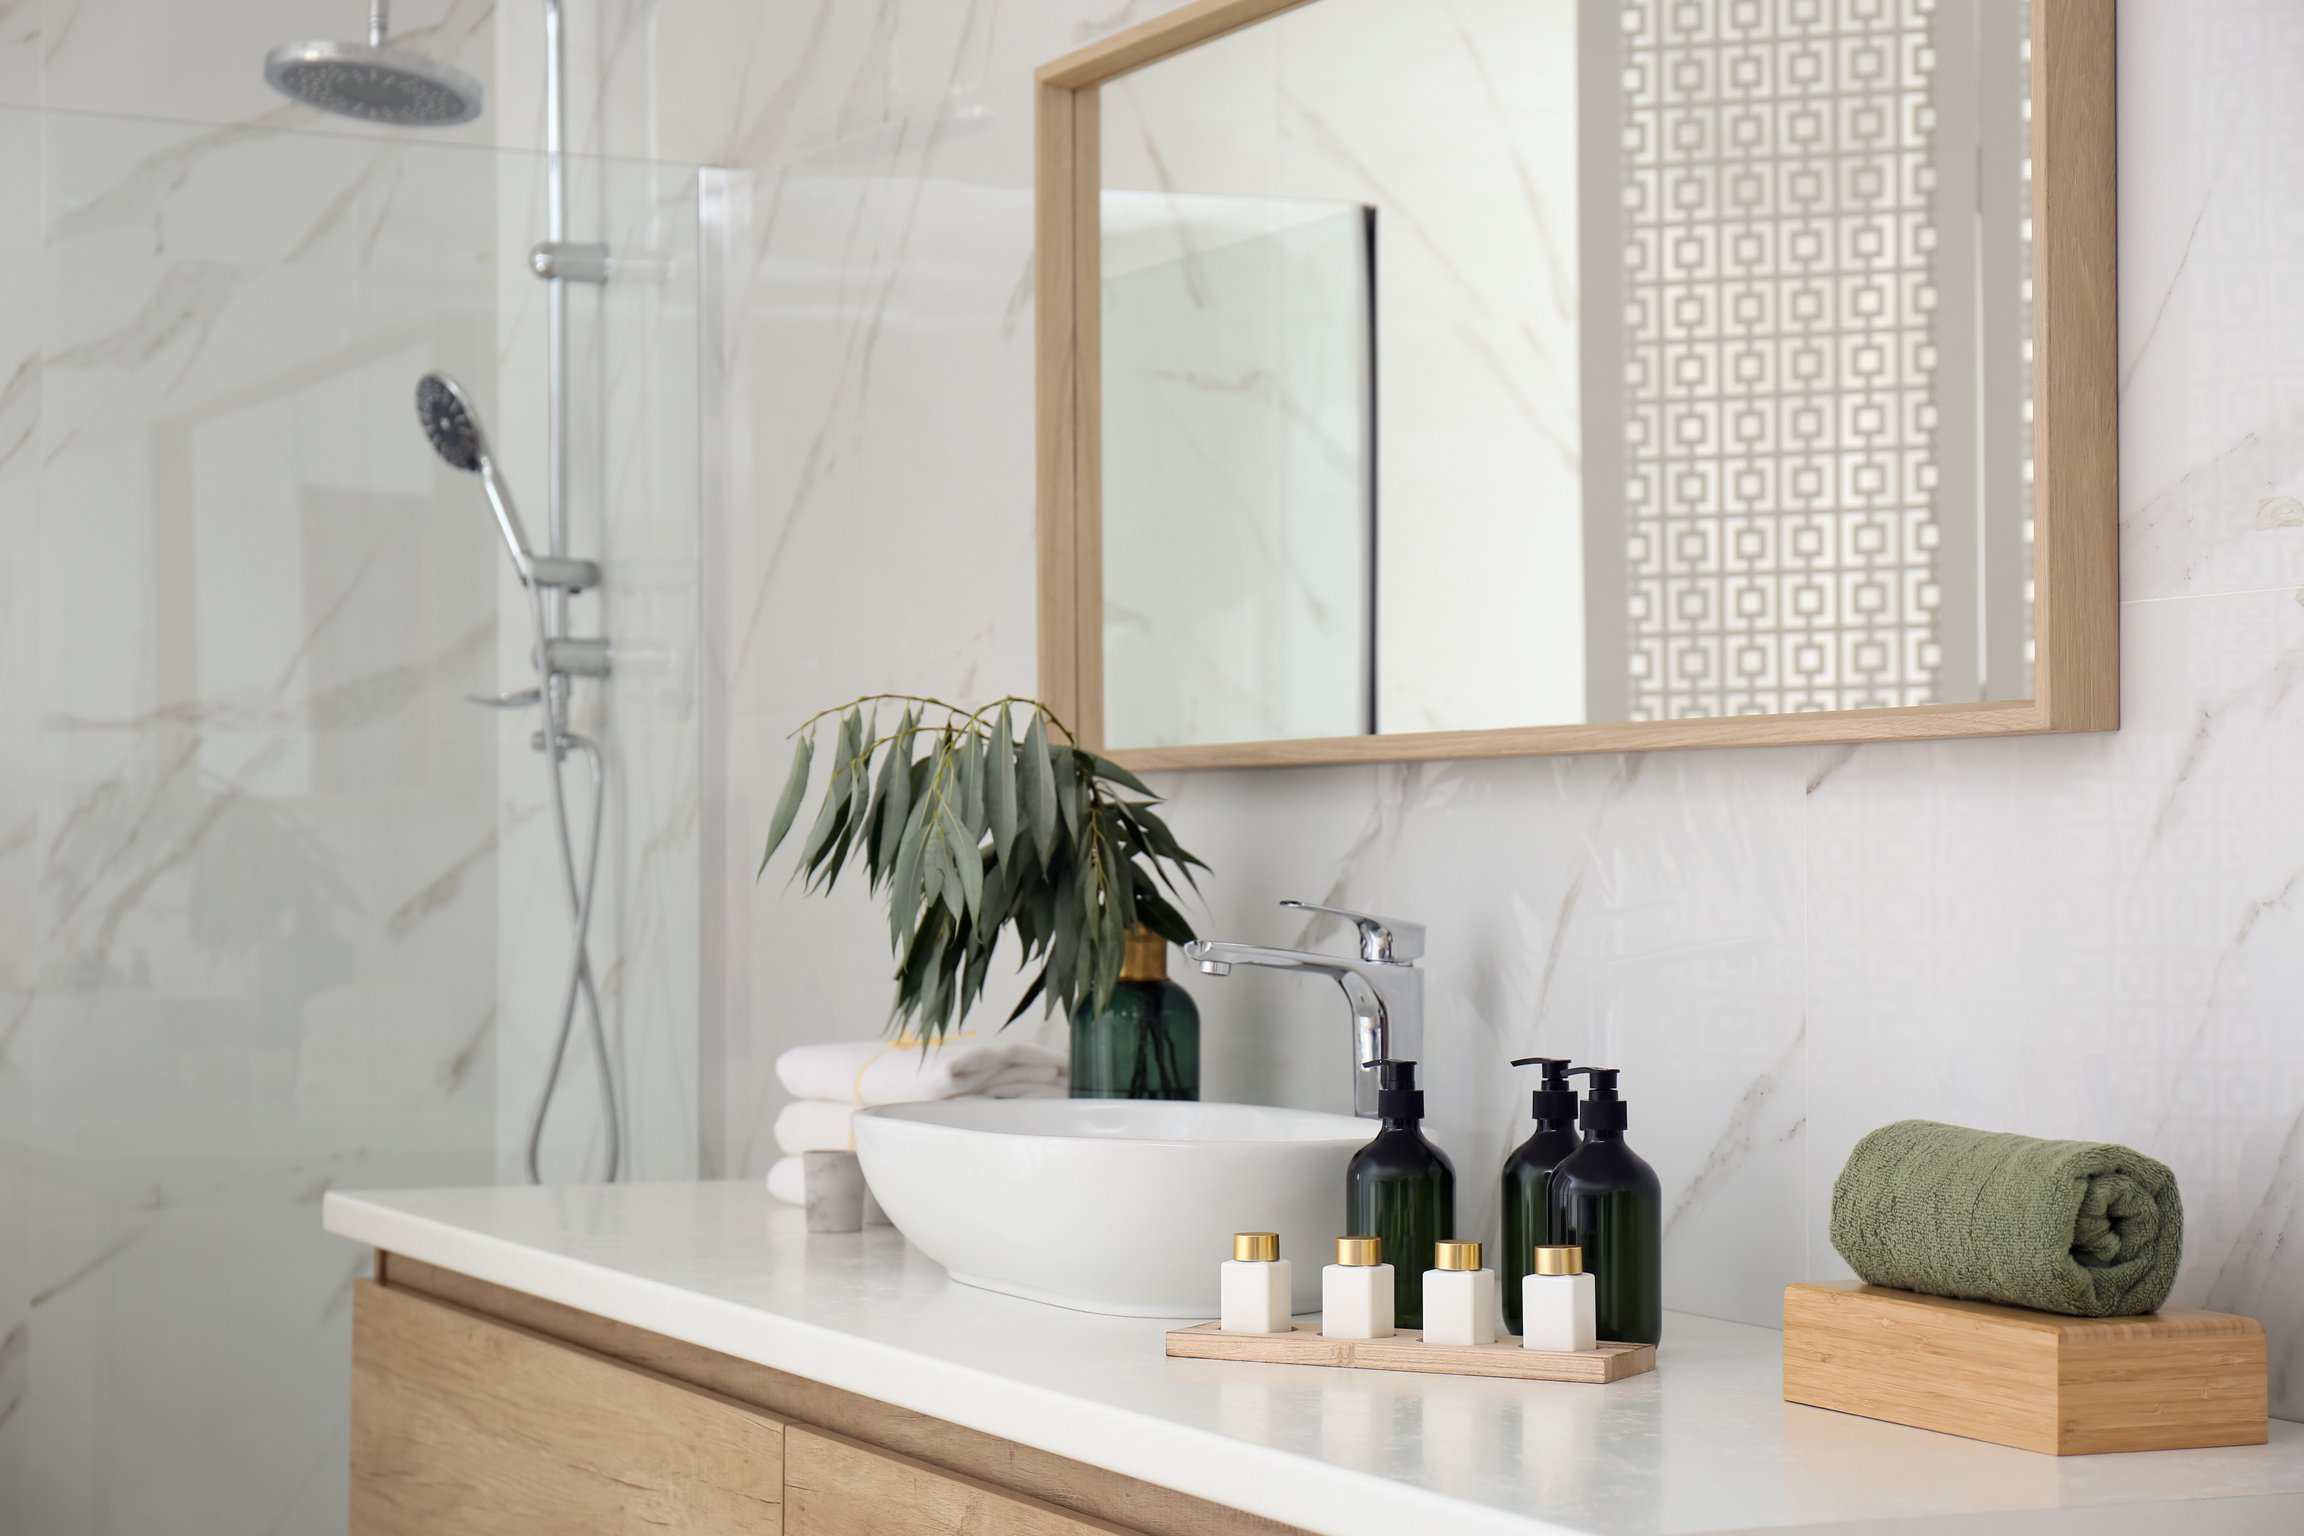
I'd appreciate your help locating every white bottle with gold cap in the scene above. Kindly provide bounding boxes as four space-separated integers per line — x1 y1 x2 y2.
1521 1243 1597 1352
1321 1236 1395 1339
1219 1232 1293 1334
1421 1240 1496 1346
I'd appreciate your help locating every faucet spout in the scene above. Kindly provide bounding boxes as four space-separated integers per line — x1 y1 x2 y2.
1183 926 1424 1117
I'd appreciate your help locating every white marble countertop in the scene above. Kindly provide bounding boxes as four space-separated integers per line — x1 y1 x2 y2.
323 1181 2304 1536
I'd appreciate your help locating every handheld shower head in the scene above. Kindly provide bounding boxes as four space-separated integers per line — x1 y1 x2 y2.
415 373 597 593
416 372 485 472
265 3 484 127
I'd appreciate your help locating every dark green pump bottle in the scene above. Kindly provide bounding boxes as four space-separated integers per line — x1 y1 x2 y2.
1547 1067 1662 1346
1499 1056 1582 1335
1346 1060 1454 1329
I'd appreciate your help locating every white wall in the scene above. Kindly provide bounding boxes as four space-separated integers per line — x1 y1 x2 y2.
710 0 2304 1424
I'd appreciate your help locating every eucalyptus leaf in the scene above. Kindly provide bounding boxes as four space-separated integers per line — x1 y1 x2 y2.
1085 752 1158 799
1110 843 1136 951
943 813 984 917
977 854 1010 944
866 708 912 881
1022 711 1057 867
1055 746 1084 840
1048 860 1079 1006
959 727 985 833
1132 879 1194 946
889 799 931 941
919 949 951 1036
988 706 1019 866
1093 893 1125 1016
920 813 948 916
796 742 851 870
898 909 946 1020
801 800 849 887
934 818 968 920
961 938 992 1019
759 730 815 874
817 809 859 894
1003 970 1047 1026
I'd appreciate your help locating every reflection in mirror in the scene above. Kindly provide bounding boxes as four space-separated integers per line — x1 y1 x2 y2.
1097 0 2033 750
1103 192 1375 744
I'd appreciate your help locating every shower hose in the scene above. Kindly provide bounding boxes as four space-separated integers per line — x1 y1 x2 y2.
519 578 621 1184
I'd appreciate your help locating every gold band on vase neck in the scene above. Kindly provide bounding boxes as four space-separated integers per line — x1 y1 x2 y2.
1119 925 1168 982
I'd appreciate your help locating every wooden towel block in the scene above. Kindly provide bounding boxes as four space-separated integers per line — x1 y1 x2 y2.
1782 1281 2268 1455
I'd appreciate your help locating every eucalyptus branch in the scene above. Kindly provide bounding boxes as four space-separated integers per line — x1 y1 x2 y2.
789 693 1078 747
758 696 1205 1045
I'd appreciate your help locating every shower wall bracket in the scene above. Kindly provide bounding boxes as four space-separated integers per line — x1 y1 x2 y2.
523 554 600 592
544 637 612 678
532 242 612 284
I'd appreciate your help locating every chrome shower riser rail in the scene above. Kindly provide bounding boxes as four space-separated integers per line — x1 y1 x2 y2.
544 0 571 660
528 0 619 1184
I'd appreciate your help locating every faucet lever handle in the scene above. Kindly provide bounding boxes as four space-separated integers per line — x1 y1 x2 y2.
1279 900 1425 964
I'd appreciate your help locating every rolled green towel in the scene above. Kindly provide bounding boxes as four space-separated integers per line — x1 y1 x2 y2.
1829 1119 2183 1318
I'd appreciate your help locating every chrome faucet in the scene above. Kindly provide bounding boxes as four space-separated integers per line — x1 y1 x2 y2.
1184 901 1425 1118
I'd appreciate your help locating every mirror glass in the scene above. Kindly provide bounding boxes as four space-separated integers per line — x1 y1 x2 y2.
1098 0 2034 749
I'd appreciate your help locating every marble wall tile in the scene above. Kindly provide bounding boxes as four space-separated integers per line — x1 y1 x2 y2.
0 1 33 110
705 0 2304 1427
43 113 505 273
2115 0 2304 602
491 0 1016 171
0 226 38 1502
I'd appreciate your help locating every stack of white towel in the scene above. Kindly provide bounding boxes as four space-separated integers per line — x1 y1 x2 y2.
765 1035 1069 1205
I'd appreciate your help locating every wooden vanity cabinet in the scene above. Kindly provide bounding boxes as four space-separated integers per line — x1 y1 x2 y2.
350 1254 1309 1536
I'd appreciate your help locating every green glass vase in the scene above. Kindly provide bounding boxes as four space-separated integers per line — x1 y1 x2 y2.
1070 928 1200 1100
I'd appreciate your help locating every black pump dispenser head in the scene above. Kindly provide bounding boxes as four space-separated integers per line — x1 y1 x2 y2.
1371 1059 1424 1121
1510 1056 1577 1124
1564 1065 1627 1133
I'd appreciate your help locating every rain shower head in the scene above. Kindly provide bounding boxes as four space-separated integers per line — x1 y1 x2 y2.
265 3 483 127
415 373 597 594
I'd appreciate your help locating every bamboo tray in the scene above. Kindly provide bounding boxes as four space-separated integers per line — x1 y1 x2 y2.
1164 1322 1654 1384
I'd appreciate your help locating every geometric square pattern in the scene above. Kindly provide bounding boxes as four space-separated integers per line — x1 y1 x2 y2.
1624 0 1944 717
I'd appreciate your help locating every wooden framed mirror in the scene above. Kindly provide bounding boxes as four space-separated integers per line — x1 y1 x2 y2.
1037 0 2114 770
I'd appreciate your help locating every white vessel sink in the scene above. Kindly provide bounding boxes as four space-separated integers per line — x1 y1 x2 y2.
852 1098 1366 1318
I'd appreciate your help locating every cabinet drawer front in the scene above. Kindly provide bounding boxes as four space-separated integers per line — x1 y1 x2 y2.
784 1426 1139 1536
353 1281 784 1535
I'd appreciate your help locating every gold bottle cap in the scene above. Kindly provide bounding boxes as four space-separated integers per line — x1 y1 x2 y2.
1334 1235 1381 1267
1233 1232 1279 1262
1120 925 1168 982
1432 1240 1482 1272
1533 1244 1583 1277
